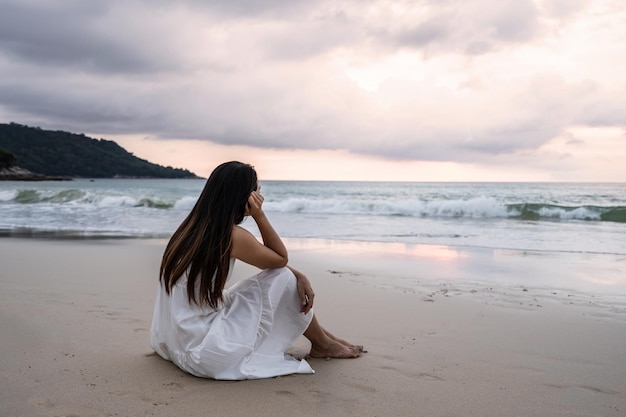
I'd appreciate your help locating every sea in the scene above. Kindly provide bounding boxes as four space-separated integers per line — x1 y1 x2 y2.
1 179 625 256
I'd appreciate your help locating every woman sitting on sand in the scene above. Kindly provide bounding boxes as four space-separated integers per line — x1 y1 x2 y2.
150 161 362 380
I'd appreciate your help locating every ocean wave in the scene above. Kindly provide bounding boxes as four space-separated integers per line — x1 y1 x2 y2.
265 197 626 223
4 188 625 223
507 203 626 223
265 196 512 218
4 189 178 209
0 189 18 202
173 196 198 210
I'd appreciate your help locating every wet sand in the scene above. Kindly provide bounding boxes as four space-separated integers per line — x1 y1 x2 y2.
1 237 625 417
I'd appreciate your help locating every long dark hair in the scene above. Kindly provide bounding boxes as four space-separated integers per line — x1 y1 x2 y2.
160 161 258 308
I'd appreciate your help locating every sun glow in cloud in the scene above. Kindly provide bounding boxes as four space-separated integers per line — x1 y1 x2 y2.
339 52 431 92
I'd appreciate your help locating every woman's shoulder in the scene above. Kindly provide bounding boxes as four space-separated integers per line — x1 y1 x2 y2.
230 225 256 252
231 224 252 240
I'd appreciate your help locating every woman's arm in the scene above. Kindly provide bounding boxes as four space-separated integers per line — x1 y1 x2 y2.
230 192 315 314
230 191 288 269
247 191 288 260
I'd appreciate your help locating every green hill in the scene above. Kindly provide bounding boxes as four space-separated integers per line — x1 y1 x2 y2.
0 123 200 179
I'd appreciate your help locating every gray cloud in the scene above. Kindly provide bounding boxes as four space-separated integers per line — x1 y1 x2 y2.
393 15 450 48
542 0 590 18
0 2 151 73
155 0 313 18
0 0 198 74
0 0 623 169
262 9 359 60
389 0 542 55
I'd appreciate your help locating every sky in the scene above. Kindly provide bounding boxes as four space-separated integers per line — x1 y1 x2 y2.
0 0 625 181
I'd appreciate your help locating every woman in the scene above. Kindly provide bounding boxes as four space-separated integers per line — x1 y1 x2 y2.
150 161 361 380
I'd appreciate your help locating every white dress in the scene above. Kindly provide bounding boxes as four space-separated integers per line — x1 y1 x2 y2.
150 264 314 380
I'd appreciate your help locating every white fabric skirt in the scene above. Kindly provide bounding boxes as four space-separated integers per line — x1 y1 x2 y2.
150 267 314 380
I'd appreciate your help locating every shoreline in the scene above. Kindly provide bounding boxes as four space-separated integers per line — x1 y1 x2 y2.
1 237 625 416
2 234 626 297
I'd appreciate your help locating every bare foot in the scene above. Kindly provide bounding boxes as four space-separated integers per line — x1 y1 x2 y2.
309 340 361 359
324 329 365 353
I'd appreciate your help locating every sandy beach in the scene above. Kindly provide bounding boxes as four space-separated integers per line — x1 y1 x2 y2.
1 237 625 417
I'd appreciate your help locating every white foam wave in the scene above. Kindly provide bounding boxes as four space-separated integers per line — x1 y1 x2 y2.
174 196 198 210
98 195 140 207
537 206 602 221
0 189 18 202
265 197 511 218
425 197 510 218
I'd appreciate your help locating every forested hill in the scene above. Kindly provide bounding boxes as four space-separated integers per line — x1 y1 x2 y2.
0 123 200 179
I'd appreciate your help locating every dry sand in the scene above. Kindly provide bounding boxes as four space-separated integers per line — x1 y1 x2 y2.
1 237 625 417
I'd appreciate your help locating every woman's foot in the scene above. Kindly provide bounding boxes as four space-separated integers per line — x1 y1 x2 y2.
324 329 366 353
309 339 361 359
303 315 365 358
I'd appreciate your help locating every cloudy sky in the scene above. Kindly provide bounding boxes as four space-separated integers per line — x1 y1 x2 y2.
0 0 625 181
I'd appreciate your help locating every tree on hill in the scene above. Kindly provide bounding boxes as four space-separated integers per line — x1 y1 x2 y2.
0 148 16 169
0 123 200 178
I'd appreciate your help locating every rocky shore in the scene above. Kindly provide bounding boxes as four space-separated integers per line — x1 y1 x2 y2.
0 166 71 181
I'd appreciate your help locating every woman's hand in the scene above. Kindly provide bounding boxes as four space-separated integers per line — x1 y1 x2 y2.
290 268 315 314
245 191 264 219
